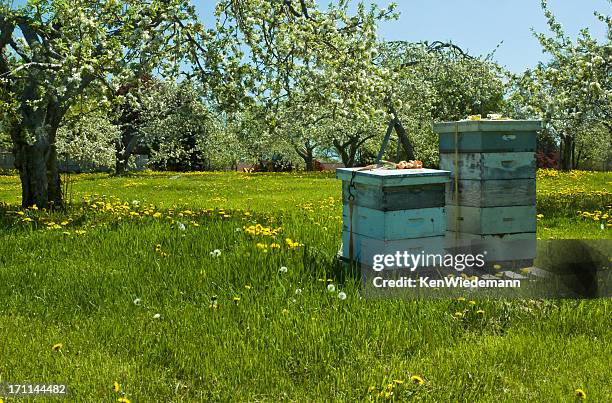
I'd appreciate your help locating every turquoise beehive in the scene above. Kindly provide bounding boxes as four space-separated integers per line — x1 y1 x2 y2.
336 167 451 266
434 119 542 268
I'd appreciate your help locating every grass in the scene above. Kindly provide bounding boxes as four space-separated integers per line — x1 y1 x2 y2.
0 169 611 401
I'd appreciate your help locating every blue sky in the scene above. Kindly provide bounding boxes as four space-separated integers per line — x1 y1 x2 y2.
197 0 610 72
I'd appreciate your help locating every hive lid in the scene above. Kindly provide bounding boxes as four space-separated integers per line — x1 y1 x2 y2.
336 167 451 187
433 120 543 134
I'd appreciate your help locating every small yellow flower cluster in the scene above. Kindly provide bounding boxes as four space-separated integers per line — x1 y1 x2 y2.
154 244 169 257
285 238 303 249
243 223 282 237
578 209 611 227
367 376 425 399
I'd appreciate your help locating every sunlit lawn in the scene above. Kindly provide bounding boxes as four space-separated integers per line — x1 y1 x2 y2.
0 169 610 401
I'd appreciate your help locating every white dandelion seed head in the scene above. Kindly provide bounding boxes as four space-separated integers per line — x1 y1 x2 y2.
153 313 161 319
338 292 347 300
210 249 221 257
601 224 605 230
132 200 139 206
177 222 186 231
327 284 336 292
133 298 141 306
279 266 288 273
295 288 302 295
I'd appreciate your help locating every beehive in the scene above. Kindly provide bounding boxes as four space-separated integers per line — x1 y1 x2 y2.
434 120 542 267
337 168 451 266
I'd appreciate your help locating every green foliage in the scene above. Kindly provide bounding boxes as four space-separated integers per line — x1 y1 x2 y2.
507 0 612 169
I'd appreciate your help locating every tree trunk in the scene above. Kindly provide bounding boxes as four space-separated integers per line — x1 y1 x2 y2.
115 133 139 174
560 134 574 171
296 142 315 171
13 138 62 209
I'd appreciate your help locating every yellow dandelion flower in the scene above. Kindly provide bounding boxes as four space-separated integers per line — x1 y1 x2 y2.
52 343 63 351
410 375 425 385
536 214 544 219
476 309 485 315
233 297 241 304
575 389 586 399
118 398 131 403
457 297 466 301
454 311 463 318
368 386 376 392
113 381 121 392
282 308 289 315
393 379 404 384
244 285 252 290
468 300 476 305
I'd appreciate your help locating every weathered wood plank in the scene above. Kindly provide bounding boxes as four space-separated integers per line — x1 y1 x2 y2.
445 179 536 207
341 231 447 265
433 120 543 134
439 131 536 153
342 182 445 211
342 205 446 240
439 152 536 180
446 205 536 234
337 168 451 187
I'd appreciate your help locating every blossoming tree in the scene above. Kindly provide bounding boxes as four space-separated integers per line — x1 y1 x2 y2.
0 0 207 208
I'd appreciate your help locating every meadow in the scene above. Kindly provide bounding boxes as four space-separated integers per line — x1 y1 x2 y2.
0 169 610 402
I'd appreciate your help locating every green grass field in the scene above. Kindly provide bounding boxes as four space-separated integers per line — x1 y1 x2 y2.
0 169 611 401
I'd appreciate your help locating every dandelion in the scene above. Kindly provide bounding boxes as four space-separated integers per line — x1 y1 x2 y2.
244 285 252 290
393 379 404 385
210 249 221 257
177 222 186 231
575 389 586 399
282 308 289 315
132 200 139 206
468 300 476 305
113 381 121 392
279 266 288 273
52 343 63 351
133 298 141 306
457 297 466 301
327 284 336 292
536 214 544 219
338 291 347 300
233 297 241 304
410 375 425 385
118 398 131 403
368 385 376 392
153 313 161 319
295 288 302 295
454 311 463 318
476 309 485 315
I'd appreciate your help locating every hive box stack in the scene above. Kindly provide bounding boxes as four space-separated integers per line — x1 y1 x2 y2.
434 120 542 269
336 168 450 267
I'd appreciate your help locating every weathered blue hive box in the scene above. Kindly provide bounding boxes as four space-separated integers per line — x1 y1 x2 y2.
434 120 542 267
337 168 451 265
